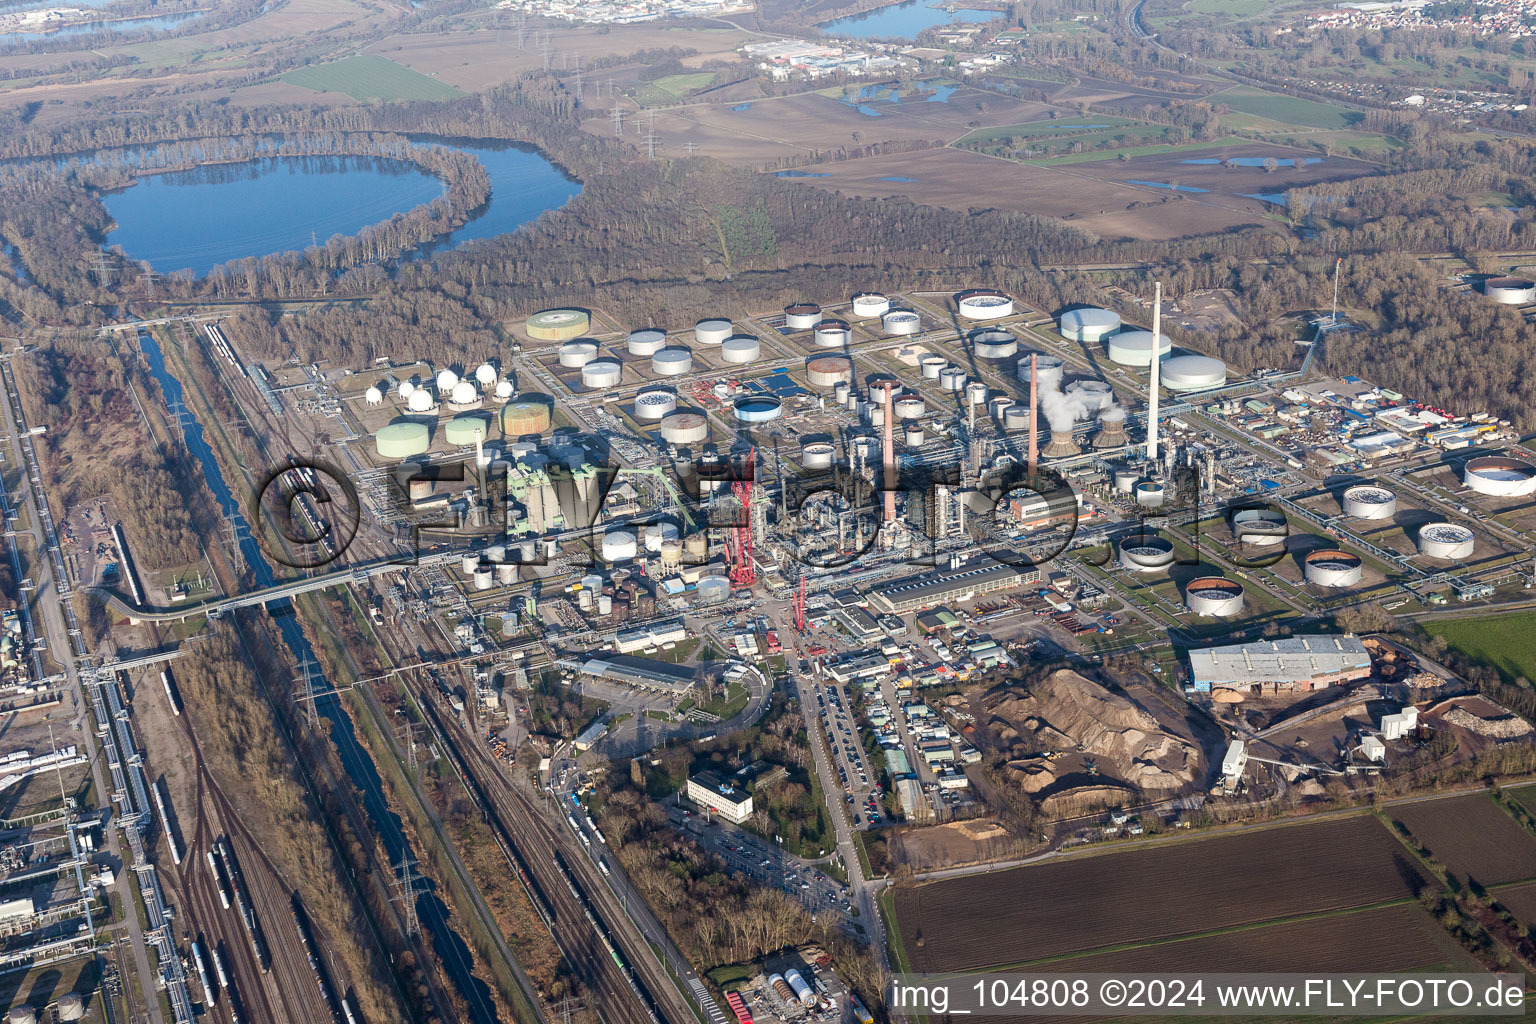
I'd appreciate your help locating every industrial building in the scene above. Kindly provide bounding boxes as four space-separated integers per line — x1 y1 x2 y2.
614 620 688 654
568 654 697 693
1187 635 1372 695
866 558 1040 614
686 770 755 823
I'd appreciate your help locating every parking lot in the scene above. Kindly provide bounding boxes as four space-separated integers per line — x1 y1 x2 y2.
814 682 886 830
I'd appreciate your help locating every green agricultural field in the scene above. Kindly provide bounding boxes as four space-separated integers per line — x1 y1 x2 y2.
634 72 716 106
1211 85 1363 130
280 55 463 102
1426 610 1536 684
957 115 1138 145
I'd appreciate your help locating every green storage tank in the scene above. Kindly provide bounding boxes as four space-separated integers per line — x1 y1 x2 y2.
375 421 431 459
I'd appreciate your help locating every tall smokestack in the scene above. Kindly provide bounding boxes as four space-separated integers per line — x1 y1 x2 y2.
1147 281 1162 462
877 381 898 524
1028 353 1039 478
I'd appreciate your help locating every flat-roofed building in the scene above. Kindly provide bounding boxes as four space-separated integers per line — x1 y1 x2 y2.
568 654 696 693
685 770 754 823
614 619 687 654
867 558 1039 614
1188 635 1371 695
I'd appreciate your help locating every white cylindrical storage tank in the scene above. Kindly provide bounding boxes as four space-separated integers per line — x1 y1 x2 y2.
407 389 435 412
6 1008 35 1024
57 996 85 1023
628 328 667 356
1018 353 1064 382
734 396 783 423
1484 276 1536 304
1119 534 1176 572
1065 379 1114 412
813 319 851 347
970 329 1018 360
881 309 920 336
364 386 383 405
597 593 613 616
1113 468 1139 493
1135 480 1166 507
496 562 517 584
965 381 988 406
436 368 459 392
582 358 622 388
843 387 860 409
494 379 514 401
696 575 730 605
578 588 593 611
893 394 925 419
652 347 694 376
785 970 816 1009
634 390 677 421
990 396 1014 420
473 565 493 590
1464 456 1536 496
868 380 898 404
785 303 821 330
659 411 709 444
1161 355 1226 392
832 382 850 405
905 425 924 446
1304 549 1363 587
450 380 478 405
956 289 1014 320
559 341 598 368
1107 330 1172 367
1002 405 1031 430
919 354 947 379
801 441 835 469
1342 484 1396 519
1232 508 1287 545
695 319 732 346
806 356 853 387
461 553 479 575
940 367 966 391
1187 577 1245 617
852 292 890 317
1417 522 1475 560
602 530 638 562
1060 307 1121 342
721 336 760 364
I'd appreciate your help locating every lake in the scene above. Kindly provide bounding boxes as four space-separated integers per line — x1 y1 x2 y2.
100 137 580 277
819 0 999 40
1 10 203 44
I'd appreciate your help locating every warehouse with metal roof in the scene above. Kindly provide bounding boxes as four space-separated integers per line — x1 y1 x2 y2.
867 558 1040 614
566 654 697 693
1187 635 1371 695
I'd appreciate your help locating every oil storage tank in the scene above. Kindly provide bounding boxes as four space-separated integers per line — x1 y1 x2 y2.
734 396 783 423
785 303 821 330
501 398 553 435
801 441 835 469
526 309 590 341
375 422 431 459
659 411 709 444
601 530 638 562
582 358 622 388
559 341 598 368
1107 330 1172 367
1059 307 1121 342
852 292 890 317
919 354 947 379
1119 533 1176 572
1160 354 1226 392
1342 484 1396 519
444 415 489 447
634 389 677 421
1484 276 1536 304
881 309 920 336
721 336 761 364
695 319 732 346
652 347 694 376
806 356 853 387
814 319 852 347
1417 522 1475 559
627 328 667 356
1232 508 1287 545
970 329 1018 360
956 289 1014 320
1464 455 1536 496
1186 577 1245 617
1304 549 1363 587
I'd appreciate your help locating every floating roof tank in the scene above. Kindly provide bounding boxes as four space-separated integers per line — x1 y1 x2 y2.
785 303 822 330
956 289 1014 320
851 292 890 317
1342 484 1396 519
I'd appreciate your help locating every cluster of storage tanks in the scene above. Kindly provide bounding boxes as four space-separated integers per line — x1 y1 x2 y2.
1059 306 1227 388
766 968 826 1011
378 364 514 415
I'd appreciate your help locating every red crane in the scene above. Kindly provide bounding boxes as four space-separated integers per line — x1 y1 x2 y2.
729 448 757 587
793 574 807 632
